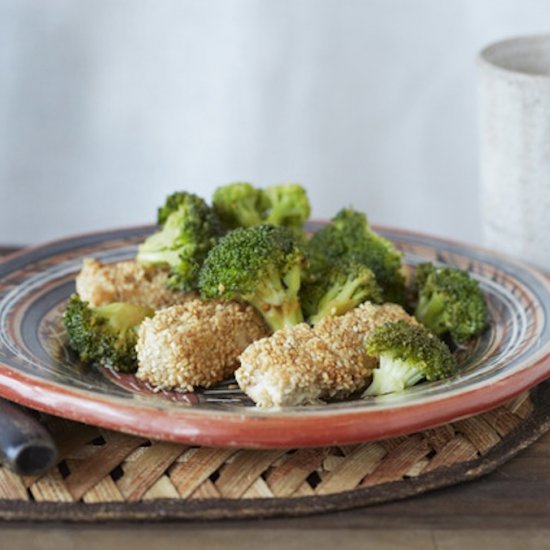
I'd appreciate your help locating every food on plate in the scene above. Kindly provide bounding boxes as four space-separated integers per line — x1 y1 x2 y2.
414 262 488 343
363 320 457 396
313 302 416 369
198 224 305 331
136 191 225 291
212 182 270 229
135 299 268 391
306 208 407 305
236 302 415 407
301 259 383 324
261 183 311 228
63 294 153 373
156 190 214 227
63 182 489 405
76 258 192 309
212 182 311 231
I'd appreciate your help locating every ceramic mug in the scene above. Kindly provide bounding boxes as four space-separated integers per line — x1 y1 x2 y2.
478 34 550 269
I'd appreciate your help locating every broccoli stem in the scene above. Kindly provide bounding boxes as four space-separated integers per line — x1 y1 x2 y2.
95 302 153 336
259 298 304 331
309 279 365 324
415 293 445 332
135 248 181 267
364 354 425 396
249 264 304 331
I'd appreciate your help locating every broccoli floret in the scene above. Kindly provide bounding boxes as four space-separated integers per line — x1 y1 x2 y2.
414 263 488 343
212 182 270 229
301 261 383 324
199 224 305 331
157 191 210 226
63 294 152 373
137 193 225 291
307 208 406 304
264 184 311 228
363 320 457 395
212 182 311 232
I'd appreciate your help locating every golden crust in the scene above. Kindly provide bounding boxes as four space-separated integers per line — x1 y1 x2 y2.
236 323 362 407
314 302 415 368
236 302 416 407
136 299 269 391
75 258 194 309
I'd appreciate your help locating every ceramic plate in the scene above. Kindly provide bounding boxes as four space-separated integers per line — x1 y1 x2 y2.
0 224 549 448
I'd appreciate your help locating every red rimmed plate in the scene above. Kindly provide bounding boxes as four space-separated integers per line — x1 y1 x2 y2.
0 224 549 448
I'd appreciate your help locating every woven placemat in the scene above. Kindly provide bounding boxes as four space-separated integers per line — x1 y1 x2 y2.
0 380 549 522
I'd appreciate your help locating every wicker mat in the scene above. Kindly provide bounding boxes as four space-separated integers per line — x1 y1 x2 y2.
0 380 549 522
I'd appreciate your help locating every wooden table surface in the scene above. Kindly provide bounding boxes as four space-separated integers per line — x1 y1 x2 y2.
2 428 549 549
0 247 549 549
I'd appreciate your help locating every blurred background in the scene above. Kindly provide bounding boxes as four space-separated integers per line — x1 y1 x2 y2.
0 0 548 245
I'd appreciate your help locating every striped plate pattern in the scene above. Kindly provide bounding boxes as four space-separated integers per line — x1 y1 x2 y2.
0 224 549 448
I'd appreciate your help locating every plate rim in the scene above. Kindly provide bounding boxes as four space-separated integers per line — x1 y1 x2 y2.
0 224 549 448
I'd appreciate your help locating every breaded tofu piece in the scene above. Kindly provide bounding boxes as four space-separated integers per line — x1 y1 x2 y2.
235 324 360 407
314 302 416 369
135 299 269 391
76 258 193 309
236 302 416 407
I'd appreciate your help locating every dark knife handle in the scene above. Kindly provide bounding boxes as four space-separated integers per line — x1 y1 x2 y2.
0 399 58 476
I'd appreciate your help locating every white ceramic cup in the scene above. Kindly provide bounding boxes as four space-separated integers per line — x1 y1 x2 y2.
478 34 550 269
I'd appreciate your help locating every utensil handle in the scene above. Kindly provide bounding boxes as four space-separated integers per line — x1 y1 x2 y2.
0 399 58 476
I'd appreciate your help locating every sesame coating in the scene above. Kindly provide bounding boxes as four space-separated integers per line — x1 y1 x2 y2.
236 324 352 406
135 299 269 391
236 302 416 407
76 258 194 309
315 301 416 368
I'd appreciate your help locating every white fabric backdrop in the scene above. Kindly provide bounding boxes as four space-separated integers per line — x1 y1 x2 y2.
0 0 548 245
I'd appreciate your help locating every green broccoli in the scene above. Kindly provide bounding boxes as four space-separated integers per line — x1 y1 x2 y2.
414 263 488 343
363 320 457 396
198 224 305 331
307 208 406 304
156 191 209 226
63 294 153 373
212 182 311 231
301 260 383 324
137 192 225 291
264 183 311 228
212 182 269 229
